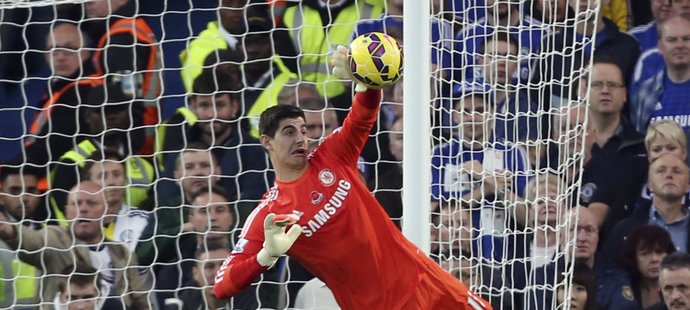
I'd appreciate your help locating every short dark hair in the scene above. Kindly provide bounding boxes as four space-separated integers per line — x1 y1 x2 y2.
661 252 690 272
203 48 241 68
259 104 306 138
175 142 217 173
0 164 41 186
81 150 126 181
452 92 492 111
58 263 100 293
589 55 626 86
478 31 518 55
194 238 230 260
192 68 241 98
190 184 230 203
619 225 676 282
297 97 331 111
571 262 598 310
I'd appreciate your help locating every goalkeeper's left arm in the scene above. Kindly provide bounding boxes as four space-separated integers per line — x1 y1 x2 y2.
213 212 301 299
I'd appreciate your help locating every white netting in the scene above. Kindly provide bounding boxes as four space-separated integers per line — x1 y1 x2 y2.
0 0 605 309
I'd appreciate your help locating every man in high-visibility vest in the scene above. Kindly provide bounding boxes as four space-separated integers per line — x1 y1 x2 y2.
181 12 296 139
0 181 151 308
85 0 161 99
85 0 162 156
0 166 42 307
20 22 94 174
273 0 386 101
159 68 272 203
179 1 271 91
49 79 154 226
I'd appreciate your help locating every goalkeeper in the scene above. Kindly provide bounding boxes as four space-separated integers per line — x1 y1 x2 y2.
213 46 492 309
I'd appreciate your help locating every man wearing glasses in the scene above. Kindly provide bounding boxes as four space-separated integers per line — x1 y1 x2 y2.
581 57 648 235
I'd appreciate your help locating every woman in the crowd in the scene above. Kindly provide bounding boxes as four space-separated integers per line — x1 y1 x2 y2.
619 225 676 309
556 262 599 310
639 120 688 204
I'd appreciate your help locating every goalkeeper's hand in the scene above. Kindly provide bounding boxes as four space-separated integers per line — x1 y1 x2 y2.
332 45 368 93
257 213 302 268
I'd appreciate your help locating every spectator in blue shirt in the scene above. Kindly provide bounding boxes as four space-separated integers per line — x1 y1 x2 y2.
430 83 530 262
533 0 640 109
354 0 454 76
450 0 485 25
630 16 690 152
629 2 687 98
629 0 674 52
604 153 690 259
452 0 546 84
530 0 569 24
479 31 541 143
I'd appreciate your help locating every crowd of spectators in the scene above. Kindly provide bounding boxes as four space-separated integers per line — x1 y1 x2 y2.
2 0 690 309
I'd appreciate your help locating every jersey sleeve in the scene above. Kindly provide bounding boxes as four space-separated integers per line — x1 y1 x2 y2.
213 202 271 299
318 89 381 166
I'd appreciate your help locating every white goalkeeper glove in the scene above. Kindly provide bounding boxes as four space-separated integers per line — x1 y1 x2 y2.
332 45 368 93
257 213 302 268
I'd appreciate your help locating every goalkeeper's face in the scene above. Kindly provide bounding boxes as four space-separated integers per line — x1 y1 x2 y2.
263 118 309 171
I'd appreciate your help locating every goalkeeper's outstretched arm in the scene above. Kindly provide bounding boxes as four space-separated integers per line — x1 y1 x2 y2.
213 212 301 299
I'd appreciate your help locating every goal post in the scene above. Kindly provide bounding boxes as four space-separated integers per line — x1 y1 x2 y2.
401 0 432 254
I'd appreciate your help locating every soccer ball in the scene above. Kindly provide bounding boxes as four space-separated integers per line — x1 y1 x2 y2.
349 32 403 89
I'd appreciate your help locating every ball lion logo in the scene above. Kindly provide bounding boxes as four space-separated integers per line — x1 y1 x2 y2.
319 169 336 187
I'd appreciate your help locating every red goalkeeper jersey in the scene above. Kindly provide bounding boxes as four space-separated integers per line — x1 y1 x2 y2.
214 90 491 310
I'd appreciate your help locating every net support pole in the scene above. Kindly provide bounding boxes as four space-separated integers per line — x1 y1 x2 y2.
402 0 431 254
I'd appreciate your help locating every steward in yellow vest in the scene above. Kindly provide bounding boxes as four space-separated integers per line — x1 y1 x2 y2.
49 80 154 226
0 166 43 306
180 14 296 139
273 0 386 99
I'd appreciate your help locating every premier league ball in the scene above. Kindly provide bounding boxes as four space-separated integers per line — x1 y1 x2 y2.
349 32 403 89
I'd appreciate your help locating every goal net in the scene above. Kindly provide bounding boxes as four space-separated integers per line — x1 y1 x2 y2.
0 0 596 309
